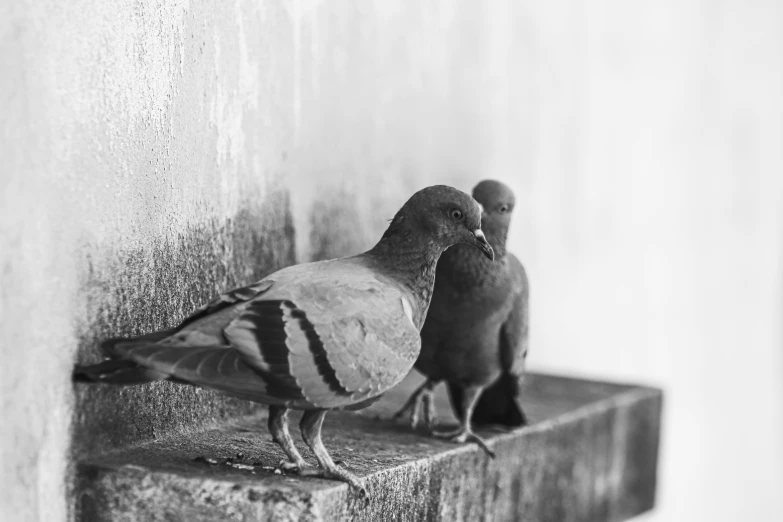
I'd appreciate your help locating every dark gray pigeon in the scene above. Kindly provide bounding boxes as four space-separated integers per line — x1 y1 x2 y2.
74 185 493 498
393 180 529 456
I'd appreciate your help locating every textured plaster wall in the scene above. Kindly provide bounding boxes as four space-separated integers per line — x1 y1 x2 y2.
4 1 782 521
0 1 495 520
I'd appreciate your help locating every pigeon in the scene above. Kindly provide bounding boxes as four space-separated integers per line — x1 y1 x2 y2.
74 185 494 498
392 180 529 456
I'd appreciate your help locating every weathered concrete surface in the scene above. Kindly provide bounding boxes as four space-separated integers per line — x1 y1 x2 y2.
1 2 497 521
75 373 662 521
71 201 296 458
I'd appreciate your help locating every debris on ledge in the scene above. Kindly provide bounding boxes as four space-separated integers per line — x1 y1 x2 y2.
74 373 662 522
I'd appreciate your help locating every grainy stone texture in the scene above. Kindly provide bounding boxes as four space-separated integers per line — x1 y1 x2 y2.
75 373 662 522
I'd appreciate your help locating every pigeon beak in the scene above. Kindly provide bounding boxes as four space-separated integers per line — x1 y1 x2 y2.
472 229 495 261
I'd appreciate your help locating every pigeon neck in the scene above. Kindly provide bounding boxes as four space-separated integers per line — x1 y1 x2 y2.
366 233 444 329
484 226 508 258
438 226 507 288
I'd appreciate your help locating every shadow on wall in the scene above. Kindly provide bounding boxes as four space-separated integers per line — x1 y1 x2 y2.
308 188 366 262
71 191 296 460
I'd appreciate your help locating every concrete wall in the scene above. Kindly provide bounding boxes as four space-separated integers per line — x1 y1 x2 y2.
0 1 492 520
2 0 782 521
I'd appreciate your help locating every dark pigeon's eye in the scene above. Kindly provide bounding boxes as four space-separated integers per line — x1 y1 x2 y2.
449 208 464 221
498 204 510 214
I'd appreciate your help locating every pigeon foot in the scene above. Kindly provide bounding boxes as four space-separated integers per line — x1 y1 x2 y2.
277 459 313 473
433 426 496 458
294 464 369 502
391 380 437 431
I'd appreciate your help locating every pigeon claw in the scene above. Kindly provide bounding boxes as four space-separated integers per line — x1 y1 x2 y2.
391 383 437 432
355 485 370 506
390 398 417 426
433 427 496 459
293 465 370 504
277 459 313 473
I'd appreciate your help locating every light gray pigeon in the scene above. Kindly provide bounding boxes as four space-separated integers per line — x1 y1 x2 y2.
393 180 529 456
74 185 493 498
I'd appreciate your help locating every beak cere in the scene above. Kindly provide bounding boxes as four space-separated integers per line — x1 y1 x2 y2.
473 229 495 261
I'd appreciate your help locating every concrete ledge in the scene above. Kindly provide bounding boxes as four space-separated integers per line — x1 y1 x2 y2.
74 373 662 522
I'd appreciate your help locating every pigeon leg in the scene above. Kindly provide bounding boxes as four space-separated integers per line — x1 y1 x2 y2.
433 385 496 458
391 379 438 430
299 409 368 500
420 383 438 429
268 405 313 472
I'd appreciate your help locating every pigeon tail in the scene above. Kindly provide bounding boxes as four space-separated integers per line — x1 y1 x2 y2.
73 328 184 385
73 359 170 385
448 373 528 427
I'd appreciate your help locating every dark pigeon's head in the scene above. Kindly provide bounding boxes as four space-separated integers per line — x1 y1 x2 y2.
471 180 515 247
387 185 494 260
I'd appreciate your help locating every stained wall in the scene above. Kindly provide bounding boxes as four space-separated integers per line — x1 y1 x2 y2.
2 1 782 521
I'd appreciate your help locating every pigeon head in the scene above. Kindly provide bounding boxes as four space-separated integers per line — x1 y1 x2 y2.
382 185 494 261
472 180 515 253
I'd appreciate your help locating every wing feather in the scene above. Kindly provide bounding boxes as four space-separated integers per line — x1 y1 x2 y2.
500 254 529 376
177 280 274 328
114 342 283 403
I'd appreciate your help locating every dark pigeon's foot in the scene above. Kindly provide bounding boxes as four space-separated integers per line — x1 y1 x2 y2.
433 426 496 458
391 384 438 432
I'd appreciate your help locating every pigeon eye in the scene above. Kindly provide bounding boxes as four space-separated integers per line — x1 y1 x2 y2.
449 208 464 221
498 204 510 214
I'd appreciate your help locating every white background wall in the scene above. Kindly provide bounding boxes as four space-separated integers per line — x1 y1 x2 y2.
486 1 783 520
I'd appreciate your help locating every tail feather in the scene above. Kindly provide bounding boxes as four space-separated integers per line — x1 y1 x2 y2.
73 359 170 385
74 328 182 385
448 373 528 427
76 340 287 405
100 327 180 358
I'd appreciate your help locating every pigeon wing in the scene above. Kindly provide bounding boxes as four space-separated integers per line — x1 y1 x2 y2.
103 278 301 405
224 260 421 410
177 280 275 328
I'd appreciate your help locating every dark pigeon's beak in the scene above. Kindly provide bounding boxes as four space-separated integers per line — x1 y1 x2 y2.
472 229 494 261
